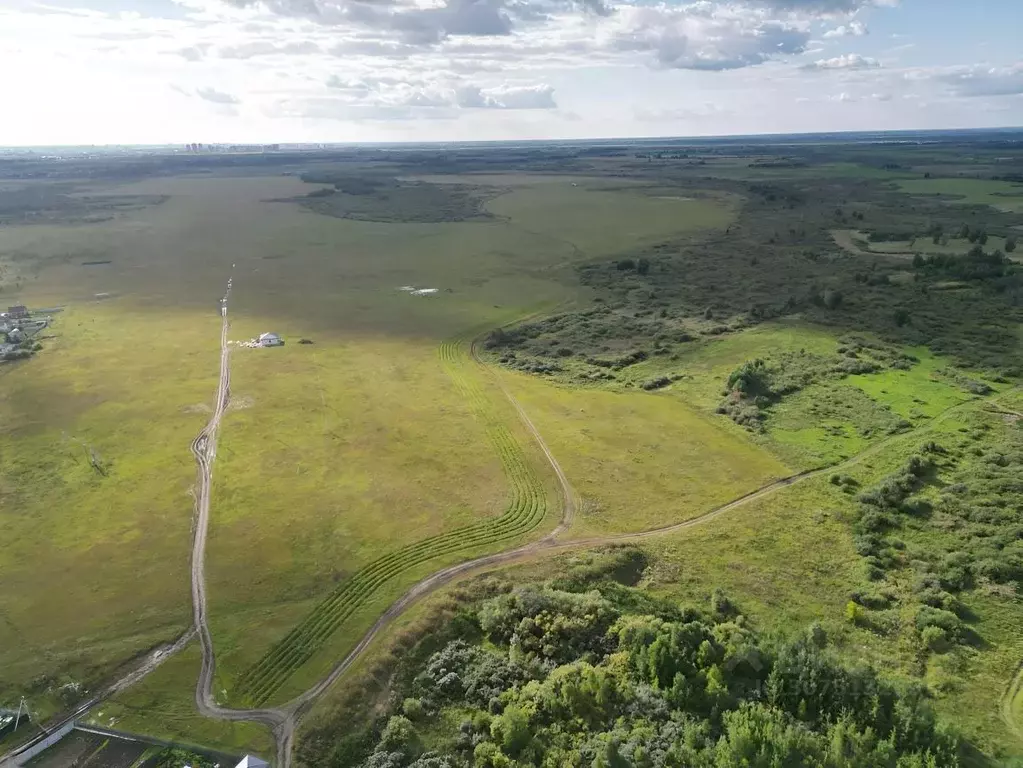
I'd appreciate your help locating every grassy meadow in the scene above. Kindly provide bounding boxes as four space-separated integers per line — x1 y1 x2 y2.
500 368 791 536
896 177 1023 213
3 143 1022 765
0 170 738 739
303 393 1023 762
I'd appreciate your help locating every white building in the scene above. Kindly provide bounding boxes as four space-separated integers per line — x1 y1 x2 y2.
234 756 270 768
258 332 284 347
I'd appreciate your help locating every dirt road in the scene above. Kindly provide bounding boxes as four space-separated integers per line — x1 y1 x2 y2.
181 286 1023 767
0 631 194 767
14 279 1014 768
184 281 293 764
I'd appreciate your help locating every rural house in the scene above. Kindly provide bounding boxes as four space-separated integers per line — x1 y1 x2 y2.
234 756 270 768
258 332 284 347
7 305 28 319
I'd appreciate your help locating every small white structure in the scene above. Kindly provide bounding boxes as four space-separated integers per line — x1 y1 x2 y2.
257 332 284 347
235 756 270 768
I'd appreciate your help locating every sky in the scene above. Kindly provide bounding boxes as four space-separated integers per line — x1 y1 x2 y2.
1 0 1022 144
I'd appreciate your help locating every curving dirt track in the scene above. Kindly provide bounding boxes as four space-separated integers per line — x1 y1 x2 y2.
1002 660 1023 745
11 276 1012 768
180 284 1023 767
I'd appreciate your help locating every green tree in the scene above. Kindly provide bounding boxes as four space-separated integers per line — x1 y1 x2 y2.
1006 237 1017 253
490 704 531 757
714 703 824 767
402 697 426 721
823 289 843 309
845 600 865 625
727 360 770 396
473 742 514 768
921 626 951 654
378 715 421 758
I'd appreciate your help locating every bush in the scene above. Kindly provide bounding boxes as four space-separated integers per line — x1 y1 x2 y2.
490 705 531 757
641 376 671 391
711 587 736 618
402 697 426 721
806 623 828 648
823 289 843 309
914 606 963 641
727 359 770 396
921 626 951 654
378 715 422 758
849 590 893 610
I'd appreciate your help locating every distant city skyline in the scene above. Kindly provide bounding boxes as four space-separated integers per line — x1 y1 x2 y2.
2 0 1023 145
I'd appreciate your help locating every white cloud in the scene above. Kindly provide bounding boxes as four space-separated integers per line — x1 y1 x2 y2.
930 63 1023 97
218 40 321 58
803 53 880 70
457 83 557 108
608 5 810 70
320 76 557 110
1 0 1021 144
196 86 240 103
823 20 867 37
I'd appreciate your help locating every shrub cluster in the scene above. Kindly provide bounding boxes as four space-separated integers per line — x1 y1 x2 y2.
320 583 958 768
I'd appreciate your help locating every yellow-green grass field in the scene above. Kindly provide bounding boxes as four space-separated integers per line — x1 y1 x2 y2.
321 397 1022 759
0 172 735 740
896 177 1023 213
484 179 735 257
832 230 1018 263
603 320 982 468
870 236 1014 256
83 641 274 758
500 369 791 536
0 303 215 717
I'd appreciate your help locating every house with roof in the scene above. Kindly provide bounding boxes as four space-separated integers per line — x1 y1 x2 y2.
258 332 284 347
7 305 28 320
234 756 270 768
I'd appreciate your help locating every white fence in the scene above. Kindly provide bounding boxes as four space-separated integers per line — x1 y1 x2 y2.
1 719 76 767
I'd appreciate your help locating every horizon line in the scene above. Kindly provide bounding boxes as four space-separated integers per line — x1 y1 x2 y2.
3 124 1023 152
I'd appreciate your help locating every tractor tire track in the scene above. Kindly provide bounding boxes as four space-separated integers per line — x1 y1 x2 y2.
125 277 1023 768
231 331 556 706
1001 658 1023 745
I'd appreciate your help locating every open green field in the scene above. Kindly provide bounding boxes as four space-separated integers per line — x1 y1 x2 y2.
500 369 791 536
303 395 1023 763
0 169 737 738
896 177 1023 212
3 140 1023 766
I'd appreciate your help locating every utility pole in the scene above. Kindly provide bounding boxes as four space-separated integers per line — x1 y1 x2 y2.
13 697 26 732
